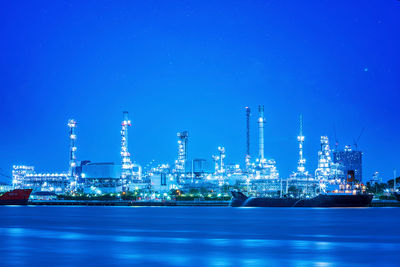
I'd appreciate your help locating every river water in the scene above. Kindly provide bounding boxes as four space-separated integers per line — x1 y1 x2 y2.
0 206 399 266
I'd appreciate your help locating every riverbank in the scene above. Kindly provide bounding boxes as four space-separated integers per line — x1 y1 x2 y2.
26 199 400 207
28 200 230 206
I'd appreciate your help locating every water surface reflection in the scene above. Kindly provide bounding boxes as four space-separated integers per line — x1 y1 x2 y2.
0 206 399 266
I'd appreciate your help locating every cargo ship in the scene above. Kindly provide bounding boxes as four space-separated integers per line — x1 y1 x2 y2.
231 170 374 208
230 191 373 207
394 191 400 202
0 189 32 205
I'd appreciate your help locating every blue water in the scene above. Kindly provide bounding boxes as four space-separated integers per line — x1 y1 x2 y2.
0 206 399 266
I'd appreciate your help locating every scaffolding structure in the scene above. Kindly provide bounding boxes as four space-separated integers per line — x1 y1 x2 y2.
315 136 332 180
212 146 226 175
288 115 314 196
297 115 306 174
120 111 134 182
12 165 35 188
175 131 188 173
12 165 69 193
68 119 77 178
212 154 220 174
245 107 251 171
258 105 265 162
218 146 226 174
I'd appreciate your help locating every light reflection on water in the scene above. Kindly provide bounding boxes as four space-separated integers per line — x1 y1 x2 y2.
0 206 400 266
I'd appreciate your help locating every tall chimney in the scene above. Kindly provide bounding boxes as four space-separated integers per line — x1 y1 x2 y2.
67 119 77 178
246 107 251 157
121 111 133 180
258 105 265 160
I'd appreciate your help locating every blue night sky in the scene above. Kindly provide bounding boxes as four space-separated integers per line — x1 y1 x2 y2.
0 1 399 183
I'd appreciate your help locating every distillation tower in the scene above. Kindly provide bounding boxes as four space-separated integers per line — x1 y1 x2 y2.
289 115 314 195
121 111 134 182
296 115 306 175
68 119 77 179
315 136 332 181
212 154 220 174
175 131 188 173
258 105 265 163
245 107 251 171
218 146 226 174
212 146 226 175
256 105 278 179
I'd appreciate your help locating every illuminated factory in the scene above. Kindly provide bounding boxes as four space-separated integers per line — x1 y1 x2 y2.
13 112 143 194
10 105 363 198
288 115 314 196
12 165 69 193
333 146 363 181
241 105 280 196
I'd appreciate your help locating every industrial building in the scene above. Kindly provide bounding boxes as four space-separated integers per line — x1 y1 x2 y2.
12 165 69 193
9 105 365 198
75 162 123 194
150 173 178 193
289 115 315 196
333 146 363 181
174 131 188 173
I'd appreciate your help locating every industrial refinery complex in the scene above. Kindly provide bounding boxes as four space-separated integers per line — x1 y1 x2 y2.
9 106 364 200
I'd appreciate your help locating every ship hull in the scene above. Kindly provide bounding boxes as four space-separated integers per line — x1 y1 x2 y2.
0 199 30 205
230 192 373 207
0 189 32 205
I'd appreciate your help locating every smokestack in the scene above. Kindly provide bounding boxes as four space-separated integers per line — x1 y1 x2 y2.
246 107 251 157
121 111 133 180
258 105 265 160
67 119 77 178
122 111 130 148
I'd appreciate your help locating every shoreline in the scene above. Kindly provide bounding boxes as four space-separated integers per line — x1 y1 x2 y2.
23 199 400 207
28 200 230 206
